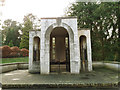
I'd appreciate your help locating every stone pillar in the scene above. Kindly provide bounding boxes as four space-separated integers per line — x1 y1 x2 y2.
87 32 92 71
29 32 33 72
70 29 80 74
40 35 50 74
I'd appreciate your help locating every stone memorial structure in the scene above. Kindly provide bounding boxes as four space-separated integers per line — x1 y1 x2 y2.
29 17 92 74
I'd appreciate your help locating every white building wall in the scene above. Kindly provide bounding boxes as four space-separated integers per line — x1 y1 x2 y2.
29 17 92 74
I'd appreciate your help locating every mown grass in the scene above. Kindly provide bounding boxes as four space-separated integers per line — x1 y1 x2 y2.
0 57 28 64
1 57 119 64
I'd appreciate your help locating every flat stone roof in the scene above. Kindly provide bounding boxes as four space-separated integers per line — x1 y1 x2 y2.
41 16 77 19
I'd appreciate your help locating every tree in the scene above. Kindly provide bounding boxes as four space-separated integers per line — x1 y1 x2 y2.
116 2 120 62
8 40 13 47
20 13 40 49
67 2 119 62
2 19 21 47
20 17 33 49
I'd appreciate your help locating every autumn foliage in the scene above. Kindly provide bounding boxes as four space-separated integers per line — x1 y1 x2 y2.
20 48 29 57
1 45 12 58
0 45 29 58
10 46 21 57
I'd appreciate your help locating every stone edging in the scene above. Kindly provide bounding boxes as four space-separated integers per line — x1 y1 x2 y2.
92 62 120 72
0 63 28 73
0 62 120 73
2 83 119 89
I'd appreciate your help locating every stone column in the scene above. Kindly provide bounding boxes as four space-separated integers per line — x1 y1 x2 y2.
40 34 50 74
29 32 33 72
87 32 92 71
70 34 80 74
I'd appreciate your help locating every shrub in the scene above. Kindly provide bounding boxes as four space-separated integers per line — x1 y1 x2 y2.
1 45 12 58
10 46 21 57
20 48 29 57
10 52 18 57
11 46 20 52
1 45 29 58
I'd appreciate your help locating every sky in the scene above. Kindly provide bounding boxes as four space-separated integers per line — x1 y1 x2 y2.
1 0 75 23
1 0 118 23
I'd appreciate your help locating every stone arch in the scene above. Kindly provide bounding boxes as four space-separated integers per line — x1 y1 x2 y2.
44 23 74 73
45 23 74 40
79 35 87 38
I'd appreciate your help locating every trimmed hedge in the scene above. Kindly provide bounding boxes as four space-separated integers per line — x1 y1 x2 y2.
11 46 20 52
1 45 29 58
20 48 29 57
1 45 12 58
10 46 21 57
0 47 2 58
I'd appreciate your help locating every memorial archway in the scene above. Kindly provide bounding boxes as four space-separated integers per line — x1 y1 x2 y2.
29 17 92 74
43 23 74 74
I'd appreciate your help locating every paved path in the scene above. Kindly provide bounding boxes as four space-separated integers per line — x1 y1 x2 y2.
1 68 119 89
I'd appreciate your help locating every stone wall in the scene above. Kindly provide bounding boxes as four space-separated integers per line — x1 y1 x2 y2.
0 63 28 73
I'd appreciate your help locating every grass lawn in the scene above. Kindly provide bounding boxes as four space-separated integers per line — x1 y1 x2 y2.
1 57 28 64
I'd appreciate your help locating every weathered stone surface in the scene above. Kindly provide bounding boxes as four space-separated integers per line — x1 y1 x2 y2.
29 31 41 73
1 68 119 89
29 17 92 74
